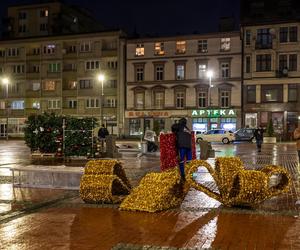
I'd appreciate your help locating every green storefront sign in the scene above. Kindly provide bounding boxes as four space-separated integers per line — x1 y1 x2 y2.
192 109 237 117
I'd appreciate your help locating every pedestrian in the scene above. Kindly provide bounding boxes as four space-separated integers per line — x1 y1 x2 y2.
98 124 109 139
172 118 192 181
293 124 300 165
254 125 264 152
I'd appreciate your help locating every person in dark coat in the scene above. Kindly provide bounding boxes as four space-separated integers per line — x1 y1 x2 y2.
254 125 264 152
173 118 192 181
98 124 109 139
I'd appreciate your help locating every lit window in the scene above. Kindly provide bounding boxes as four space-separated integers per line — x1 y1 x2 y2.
43 81 55 91
176 41 186 54
43 44 55 54
154 42 165 55
135 44 144 56
11 101 24 110
40 9 49 17
198 64 207 78
32 102 40 109
220 38 231 51
32 82 41 91
176 64 185 80
68 81 77 89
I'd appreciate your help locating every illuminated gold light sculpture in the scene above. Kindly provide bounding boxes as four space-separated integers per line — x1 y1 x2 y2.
80 160 131 203
187 157 291 207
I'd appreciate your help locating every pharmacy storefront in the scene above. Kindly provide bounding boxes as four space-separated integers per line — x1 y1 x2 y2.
191 108 240 132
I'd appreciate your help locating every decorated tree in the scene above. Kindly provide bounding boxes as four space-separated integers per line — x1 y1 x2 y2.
266 119 274 137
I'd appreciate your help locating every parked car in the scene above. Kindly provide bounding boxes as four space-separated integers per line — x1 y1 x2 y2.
234 128 255 142
196 129 235 144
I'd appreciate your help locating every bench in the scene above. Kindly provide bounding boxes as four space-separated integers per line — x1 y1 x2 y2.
10 165 84 190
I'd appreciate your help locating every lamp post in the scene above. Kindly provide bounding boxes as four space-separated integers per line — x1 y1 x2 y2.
2 77 9 140
97 74 105 125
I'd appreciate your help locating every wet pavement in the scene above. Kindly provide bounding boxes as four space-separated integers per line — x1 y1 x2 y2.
0 140 300 249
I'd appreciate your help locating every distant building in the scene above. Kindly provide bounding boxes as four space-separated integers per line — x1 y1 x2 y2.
2 0 103 39
125 32 242 137
241 0 300 140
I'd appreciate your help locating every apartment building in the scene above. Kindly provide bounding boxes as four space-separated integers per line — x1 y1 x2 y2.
241 0 300 140
2 1 103 38
0 30 126 137
125 32 242 137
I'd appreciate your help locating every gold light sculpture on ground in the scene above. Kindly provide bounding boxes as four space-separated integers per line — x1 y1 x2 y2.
120 168 189 212
186 157 291 207
80 160 131 204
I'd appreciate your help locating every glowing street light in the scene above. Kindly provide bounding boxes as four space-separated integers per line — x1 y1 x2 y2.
1 77 10 140
97 74 105 125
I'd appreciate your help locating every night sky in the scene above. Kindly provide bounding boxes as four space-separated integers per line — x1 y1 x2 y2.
0 0 240 35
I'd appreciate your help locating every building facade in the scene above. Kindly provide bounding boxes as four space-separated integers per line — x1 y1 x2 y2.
0 31 126 137
125 32 242 137
241 1 300 140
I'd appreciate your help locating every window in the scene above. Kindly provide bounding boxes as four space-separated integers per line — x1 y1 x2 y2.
176 41 186 54
40 9 49 17
67 45 76 53
256 54 271 71
155 64 164 81
198 40 208 53
279 54 297 71
40 23 48 31
18 24 26 33
48 63 61 73
246 56 251 73
10 83 19 93
154 91 164 109
175 64 185 80
79 79 92 89
135 92 144 109
154 42 165 55
32 102 40 109
129 119 141 136
246 85 256 103
221 62 230 78
18 12 27 19
68 81 77 90
261 84 283 102
198 63 207 78
33 65 40 73
7 48 19 57
256 28 272 48
85 61 100 70
48 99 61 109
0 50 5 57
32 82 41 91
175 91 185 108
12 65 25 74
135 44 144 56
288 84 298 102
107 80 117 88
106 98 117 107
86 98 99 108
80 42 91 52
107 61 117 69
43 81 55 91
198 91 207 108
68 100 77 109
220 38 230 51
245 30 251 45
11 101 24 110
135 65 144 81
220 90 230 108
0 101 5 109
43 44 55 54
33 48 40 55
280 26 298 42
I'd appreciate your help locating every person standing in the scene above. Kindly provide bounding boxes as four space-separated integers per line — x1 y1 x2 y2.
254 125 264 152
98 124 109 139
173 118 192 181
294 124 300 164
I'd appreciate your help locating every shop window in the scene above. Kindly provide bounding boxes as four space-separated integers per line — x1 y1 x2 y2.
261 84 283 102
288 84 297 102
246 85 256 103
272 112 284 134
245 113 257 128
220 118 236 131
129 119 141 136
153 119 165 133
135 92 144 109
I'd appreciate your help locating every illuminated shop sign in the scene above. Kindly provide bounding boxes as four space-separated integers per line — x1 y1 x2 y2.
192 109 236 117
127 111 169 118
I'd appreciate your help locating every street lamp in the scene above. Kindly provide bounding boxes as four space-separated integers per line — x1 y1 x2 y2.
2 77 9 140
97 74 105 125
207 70 213 107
